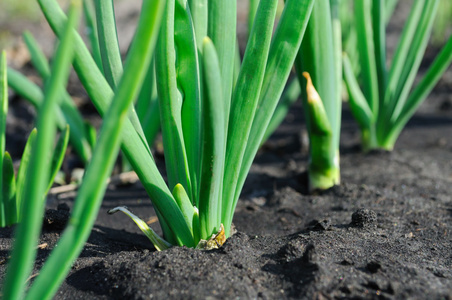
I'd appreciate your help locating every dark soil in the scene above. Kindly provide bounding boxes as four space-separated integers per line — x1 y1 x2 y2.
1 1 452 299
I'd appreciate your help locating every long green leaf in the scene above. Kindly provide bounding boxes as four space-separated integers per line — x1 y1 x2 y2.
82 0 103 71
354 0 379 117
6 68 42 108
94 0 122 89
15 129 37 222
330 0 343 148
23 31 51 76
136 58 155 121
199 37 225 239
84 122 96 148
46 125 70 194
2 3 80 298
372 0 387 98
155 0 192 197
0 51 6 227
175 0 201 203
222 0 278 235
141 98 160 147
3 153 17 226
207 0 237 135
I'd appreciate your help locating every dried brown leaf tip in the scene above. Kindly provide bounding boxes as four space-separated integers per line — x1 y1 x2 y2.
302 72 321 104
196 224 227 250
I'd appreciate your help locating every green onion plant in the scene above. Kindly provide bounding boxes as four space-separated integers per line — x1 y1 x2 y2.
343 0 452 151
106 0 315 246
294 0 342 191
2 0 165 299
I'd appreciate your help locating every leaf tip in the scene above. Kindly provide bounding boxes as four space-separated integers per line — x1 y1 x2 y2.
4 151 12 160
202 36 213 46
107 206 126 215
302 72 321 104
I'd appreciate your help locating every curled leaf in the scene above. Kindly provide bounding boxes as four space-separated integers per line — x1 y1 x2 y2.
108 206 172 251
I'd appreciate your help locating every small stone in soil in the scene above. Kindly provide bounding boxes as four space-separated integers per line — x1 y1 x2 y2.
43 203 71 230
439 98 452 111
340 258 354 266
278 239 306 261
365 280 380 291
312 219 332 231
302 244 318 264
351 208 377 228
366 261 382 273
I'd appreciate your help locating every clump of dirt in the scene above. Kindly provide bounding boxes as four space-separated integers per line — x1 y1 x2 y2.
350 208 377 228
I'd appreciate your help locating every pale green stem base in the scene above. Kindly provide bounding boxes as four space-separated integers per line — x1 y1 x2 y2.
308 165 340 192
362 125 396 152
308 148 340 192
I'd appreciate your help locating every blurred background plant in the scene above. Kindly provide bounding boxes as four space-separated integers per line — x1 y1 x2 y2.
0 0 42 23
0 0 57 50
432 0 452 45
339 0 452 151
